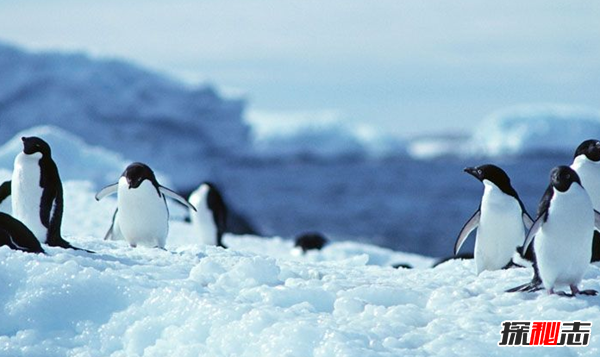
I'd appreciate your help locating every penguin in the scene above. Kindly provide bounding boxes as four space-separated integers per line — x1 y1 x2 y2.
0 180 11 213
96 162 196 248
454 165 534 274
0 212 45 253
294 232 328 253
188 182 227 248
509 139 600 293
515 166 599 296
11 137 86 250
571 139 600 262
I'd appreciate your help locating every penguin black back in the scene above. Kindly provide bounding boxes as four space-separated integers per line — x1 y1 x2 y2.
205 182 228 248
0 212 45 253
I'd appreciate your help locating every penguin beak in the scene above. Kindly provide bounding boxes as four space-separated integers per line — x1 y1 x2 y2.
464 167 481 180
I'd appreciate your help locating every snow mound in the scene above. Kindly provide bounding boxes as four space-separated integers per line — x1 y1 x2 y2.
247 110 405 159
1 178 600 356
468 104 600 157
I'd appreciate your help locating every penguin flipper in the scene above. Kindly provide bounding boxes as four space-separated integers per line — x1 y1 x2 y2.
454 209 480 255
522 211 547 253
0 180 11 205
159 185 197 211
522 212 534 230
594 210 600 232
95 183 118 201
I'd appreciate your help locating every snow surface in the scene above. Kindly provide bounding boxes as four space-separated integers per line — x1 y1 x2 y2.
2 140 600 356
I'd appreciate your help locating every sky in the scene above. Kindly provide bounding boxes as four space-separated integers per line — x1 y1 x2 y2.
0 0 599 137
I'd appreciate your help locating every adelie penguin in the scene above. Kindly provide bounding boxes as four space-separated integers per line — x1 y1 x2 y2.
510 139 600 293
188 182 227 248
96 162 197 249
455 164 533 274
0 212 45 254
511 166 600 296
4 137 88 251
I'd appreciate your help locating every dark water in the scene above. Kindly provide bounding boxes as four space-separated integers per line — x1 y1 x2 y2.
212 153 572 258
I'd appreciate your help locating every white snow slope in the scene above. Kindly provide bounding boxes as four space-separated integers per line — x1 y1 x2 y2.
1 133 600 357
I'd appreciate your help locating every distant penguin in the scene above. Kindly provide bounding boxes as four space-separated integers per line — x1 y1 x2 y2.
0 212 45 253
188 182 227 248
514 166 599 296
10 137 86 250
294 232 328 253
455 165 533 274
96 162 196 248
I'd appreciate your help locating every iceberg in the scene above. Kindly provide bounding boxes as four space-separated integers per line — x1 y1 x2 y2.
467 104 600 157
0 42 249 189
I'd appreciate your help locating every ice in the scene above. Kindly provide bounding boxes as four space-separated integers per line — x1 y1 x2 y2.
468 104 600 157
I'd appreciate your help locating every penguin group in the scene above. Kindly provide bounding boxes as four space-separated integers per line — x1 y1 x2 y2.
456 139 600 296
2 134 600 298
0 136 229 253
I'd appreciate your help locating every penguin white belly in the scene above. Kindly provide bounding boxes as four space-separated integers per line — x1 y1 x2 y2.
11 152 47 243
474 183 525 274
535 187 593 290
572 158 600 210
192 205 218 245
117 179 169 248
189 186 218 245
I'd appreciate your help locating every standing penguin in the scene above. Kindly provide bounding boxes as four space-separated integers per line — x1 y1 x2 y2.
517 166 599 296
0 212 45 253
188 182 227 248
509 139 600 293
10 137 85 250
96 162 196 248
571 139 600 262
455 164 533 274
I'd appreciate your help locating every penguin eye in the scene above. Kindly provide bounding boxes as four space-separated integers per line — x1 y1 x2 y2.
477 169 482 175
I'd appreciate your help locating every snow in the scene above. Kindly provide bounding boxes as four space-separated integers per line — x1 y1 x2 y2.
1 139 600 356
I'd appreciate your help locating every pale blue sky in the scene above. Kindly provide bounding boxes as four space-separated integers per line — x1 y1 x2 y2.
1 0 599 136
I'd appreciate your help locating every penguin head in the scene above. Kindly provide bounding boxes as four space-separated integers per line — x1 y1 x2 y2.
464 164 514 193
122 162 158 189
574 139 600 162
21 137 51 156
550 165 581 192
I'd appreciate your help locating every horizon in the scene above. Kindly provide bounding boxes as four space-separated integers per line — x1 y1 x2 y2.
1 0 599 137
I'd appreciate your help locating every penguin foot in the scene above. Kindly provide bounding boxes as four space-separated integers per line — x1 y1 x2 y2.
571 285 598 296
506 281 544 293
555 291 575 298
502 260 524 270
